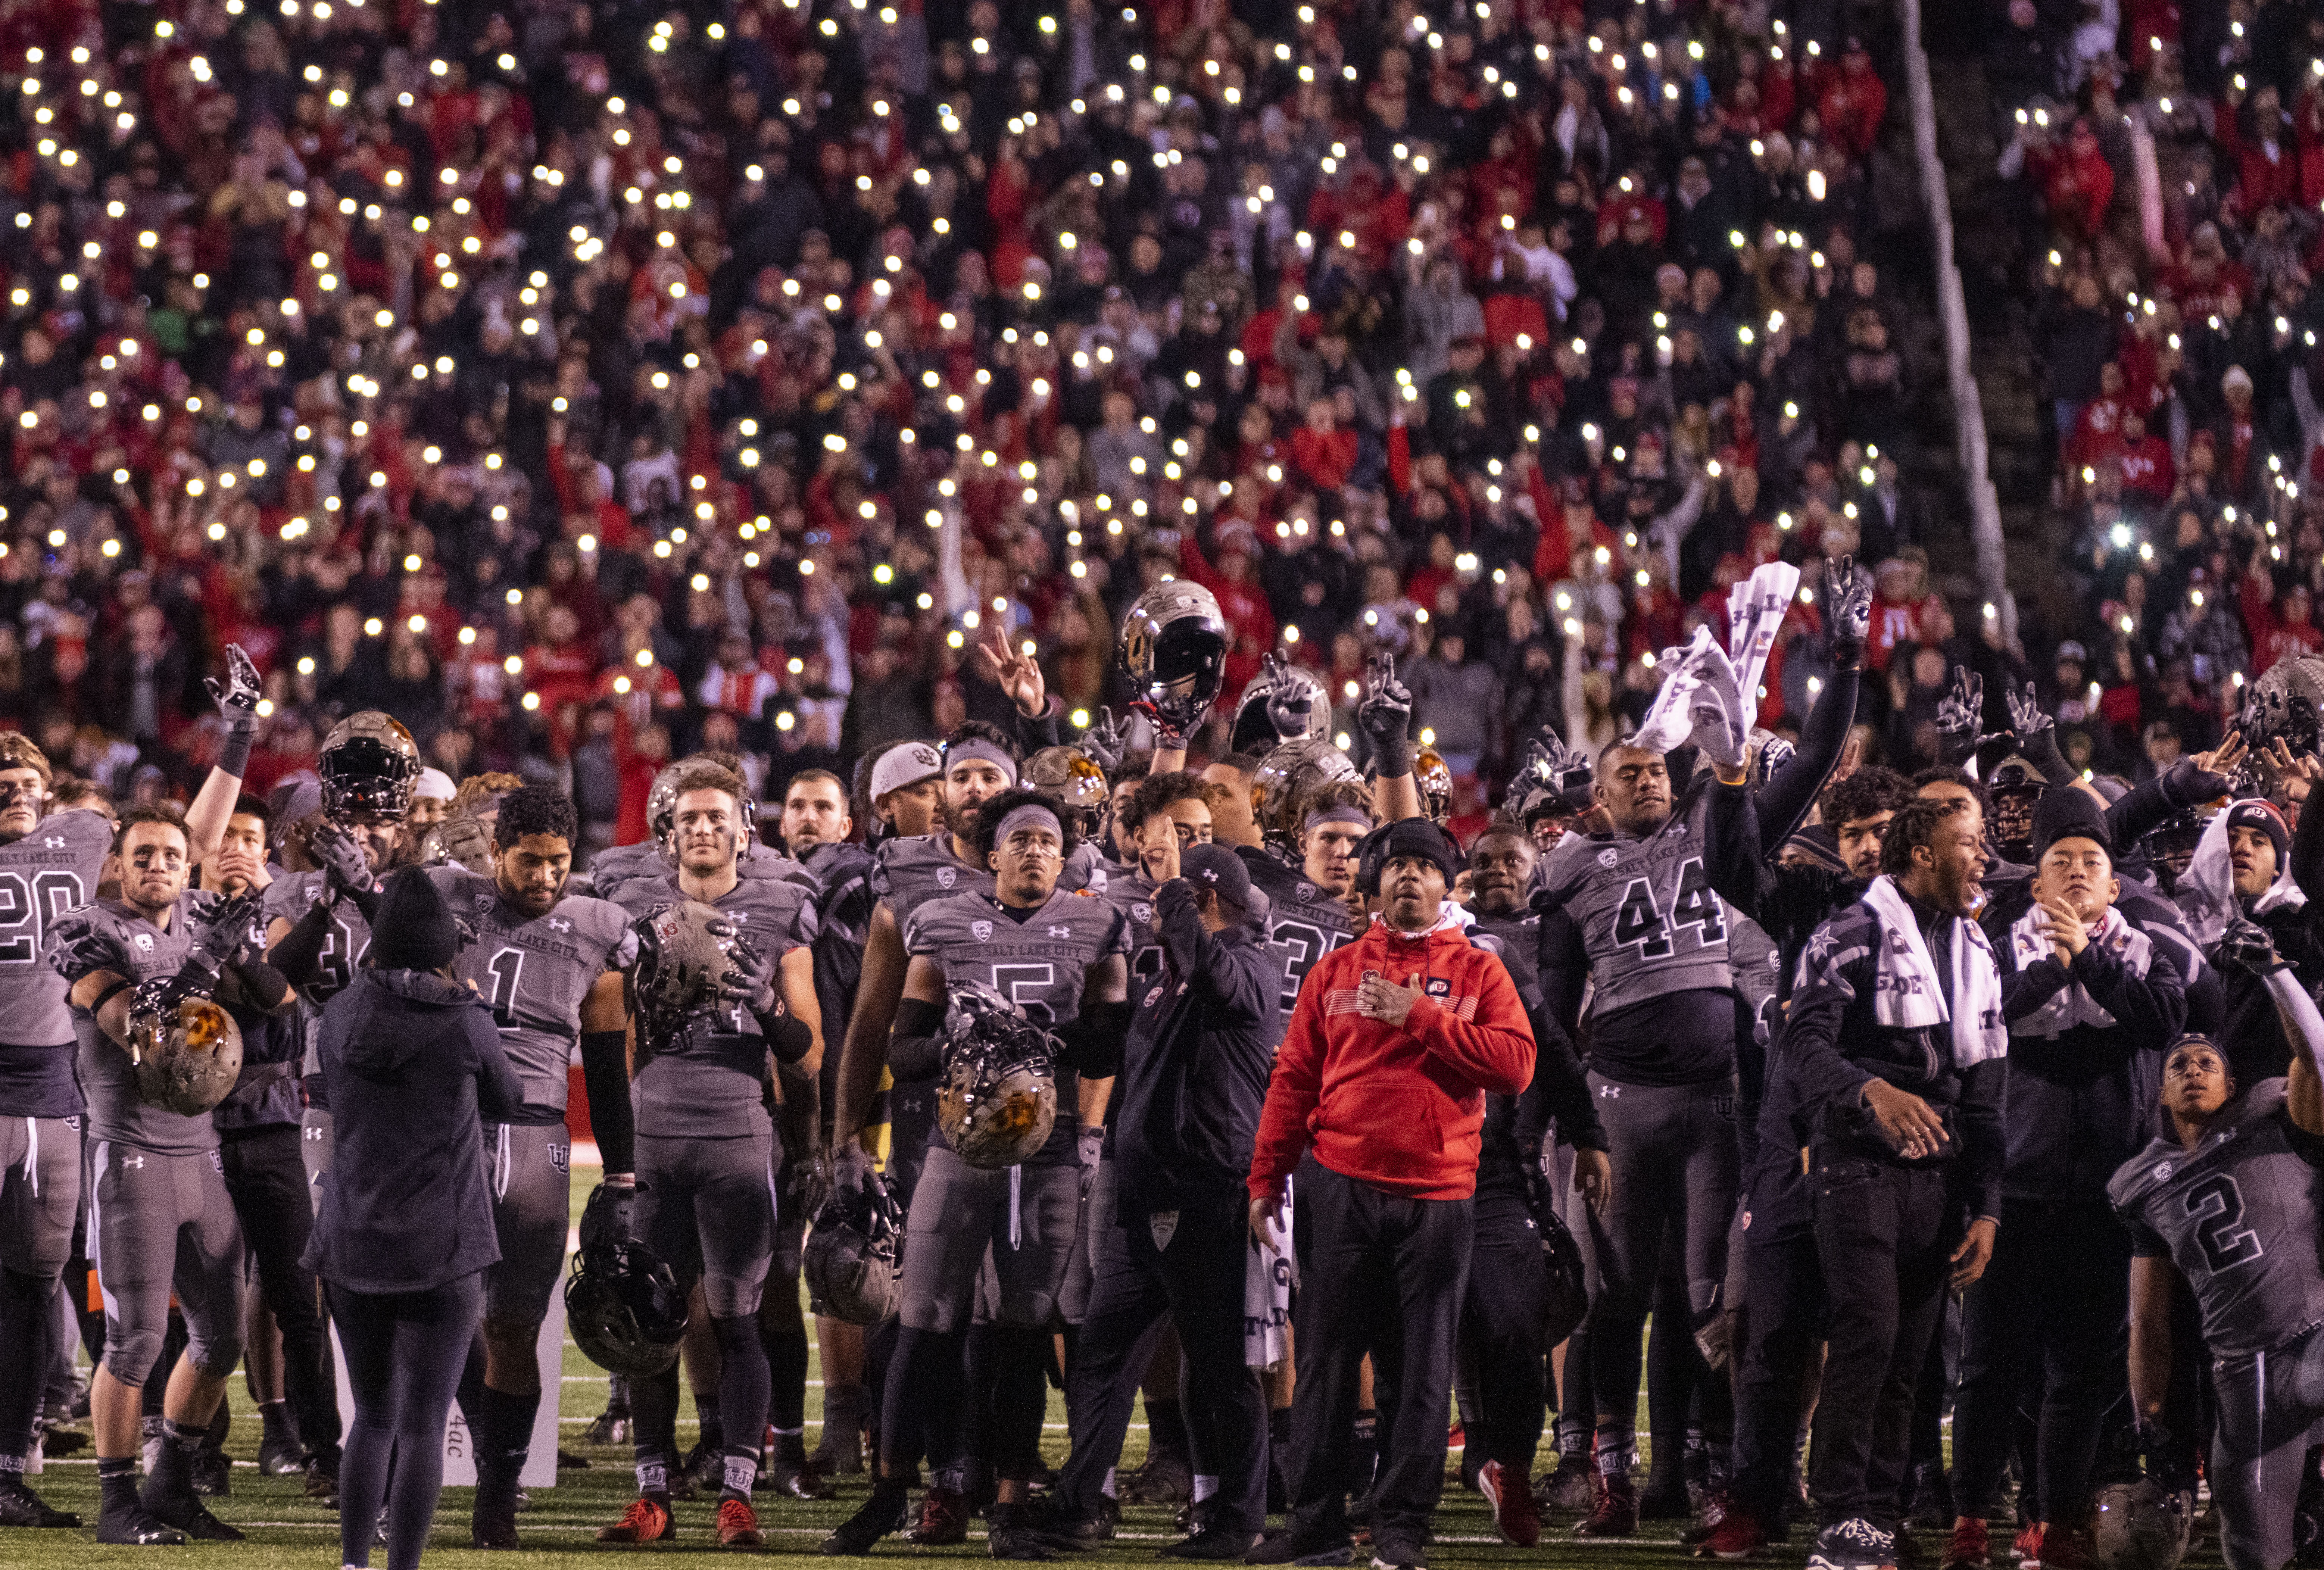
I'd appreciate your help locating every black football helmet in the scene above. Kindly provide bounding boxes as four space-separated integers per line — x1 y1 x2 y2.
1119 580 1229 738
318 712 422 822
566 1237 688 1379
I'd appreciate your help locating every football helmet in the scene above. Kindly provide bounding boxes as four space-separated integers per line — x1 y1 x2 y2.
1118 580 1228 739
1024 746 1110 839
632 900 754 1023
1229 658 1331 754
421 810 496 875
1370 747 1452 824
566 1238 688 1379
804 1173 905 1327
2089 1479 2190 1570
129 997 244 1117
318 712 421 822
1248 737 1360 846
935 982 1058 1170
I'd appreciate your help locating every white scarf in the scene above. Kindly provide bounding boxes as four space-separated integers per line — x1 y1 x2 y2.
2006 902 2153 1034
1860 875 2008 1070
2178 799 2305 948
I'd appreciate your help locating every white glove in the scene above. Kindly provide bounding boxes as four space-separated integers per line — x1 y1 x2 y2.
1687 639 1749 770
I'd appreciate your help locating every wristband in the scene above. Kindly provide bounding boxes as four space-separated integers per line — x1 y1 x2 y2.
219 710 257 779
90 979 132 1017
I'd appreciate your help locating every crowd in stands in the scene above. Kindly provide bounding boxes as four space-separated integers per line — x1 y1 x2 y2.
0 0 1966 842
2010 0 2324 782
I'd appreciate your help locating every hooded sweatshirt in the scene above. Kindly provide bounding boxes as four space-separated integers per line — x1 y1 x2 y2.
1251 913 1536 1202
305 967 523 1295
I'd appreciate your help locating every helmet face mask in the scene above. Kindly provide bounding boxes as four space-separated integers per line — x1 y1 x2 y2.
565 1238 688 1378
1119 581 1229 737
1025 746 1109 839
1250 737 1361 848
805 1175 905 1326
936 981 1059 1168
2089 1479 2190 1570
319 712 422 824
131 997 243 1116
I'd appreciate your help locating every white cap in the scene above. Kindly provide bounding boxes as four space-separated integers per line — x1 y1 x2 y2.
870 742 943 802
414 767 457 802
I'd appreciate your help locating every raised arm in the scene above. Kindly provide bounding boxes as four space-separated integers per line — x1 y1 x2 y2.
184 644 265 866
1754 665 1860 848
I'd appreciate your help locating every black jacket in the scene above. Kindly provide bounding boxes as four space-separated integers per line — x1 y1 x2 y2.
1115 878 1278 1217
1775 889 2008 1222
305 967 522 1294
1983 886 2188 1204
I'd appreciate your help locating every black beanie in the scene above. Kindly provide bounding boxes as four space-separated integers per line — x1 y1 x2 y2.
2031 785 2113 861
368 866 461 973
1358 818 1460 893
2227 800 2291 869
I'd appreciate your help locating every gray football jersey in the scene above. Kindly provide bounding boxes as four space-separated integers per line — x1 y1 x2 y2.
874 832 1104 930
49 890 235 1155
593 840 818 910
428 867 640 1121
263 868 375 1077
1540 801 1734 1018
2111 1079 2324 1359
1245 848 1358 1038
603 868 818 1139
1102 870 1166 997
0 808 110 1049
903 884 1127 1031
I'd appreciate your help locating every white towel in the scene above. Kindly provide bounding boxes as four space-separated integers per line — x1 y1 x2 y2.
2178 799 2305 948
1725 561 1802 725
1632 627 1713 753
2006 903 2153 1034
1244 1188 1294 1371
1860 875 2007 1070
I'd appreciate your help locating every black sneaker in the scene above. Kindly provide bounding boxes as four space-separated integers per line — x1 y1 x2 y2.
1245 1527 1356 1566
822 1484 911 1556
1370 1537 1429 1570
1163 1528 1264 1560
142 1485 244 1542
472 1491 521 1549
190 1438 232 1498
305 1455 340 1503
257 1431 306 1477
989 1504 1055 1561
97 1501 188 1546
1809 1517 1899 1570
1037 1509 1116 1549
0 1477 79 1527
759 1456 836 1499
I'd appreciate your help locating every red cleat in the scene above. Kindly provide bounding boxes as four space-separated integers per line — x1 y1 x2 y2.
598 1497 676 1543
1478 1461 1539 1547
1699 1502 1767 1561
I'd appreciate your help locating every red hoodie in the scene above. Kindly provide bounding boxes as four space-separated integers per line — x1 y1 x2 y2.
1250 917 1535 1202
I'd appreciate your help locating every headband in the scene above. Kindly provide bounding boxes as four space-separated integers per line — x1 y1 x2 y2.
1305 805 1373 833
946 739 1019 786
995 803 1063 846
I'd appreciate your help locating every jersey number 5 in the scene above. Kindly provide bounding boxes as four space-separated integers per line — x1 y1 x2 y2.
1612 858 1725 959
992 962 1058 1025
2184 1173 2265 1274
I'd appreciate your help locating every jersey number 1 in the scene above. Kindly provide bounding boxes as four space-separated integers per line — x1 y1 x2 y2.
486 948 525 1026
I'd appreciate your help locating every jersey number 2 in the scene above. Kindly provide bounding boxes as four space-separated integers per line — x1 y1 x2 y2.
2185 1173 2265 1273
0 870 83 964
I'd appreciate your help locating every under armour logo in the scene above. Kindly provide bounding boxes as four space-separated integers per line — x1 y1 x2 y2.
43 836 63 848
120 1154 144 1169
1048 925 1071 937
549 917 572 933
1598 1084 1621 1098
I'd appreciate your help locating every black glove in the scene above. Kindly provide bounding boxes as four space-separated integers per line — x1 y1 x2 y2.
308 821 375 903
2005 680 2051 737
1080 706 1126 772
578 1178 634 1255
1358 653 1413 775
1823 555 1873 669
1526 727 1596 812
1935 667 1983 766
1259 651 1316 738
1154 874 1199 924
1076 1124 1105 1199
715 933 777 1018
2218 918 2287 977
205 643 264 777
2136 1418 2196 1496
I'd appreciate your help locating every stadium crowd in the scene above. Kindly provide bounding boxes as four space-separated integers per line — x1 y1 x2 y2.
28 4 2324 1570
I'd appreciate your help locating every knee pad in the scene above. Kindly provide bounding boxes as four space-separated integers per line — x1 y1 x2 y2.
711 1314 765 1361
702 1273 766 1321
184 1321 245 1381
101 1321 164 1385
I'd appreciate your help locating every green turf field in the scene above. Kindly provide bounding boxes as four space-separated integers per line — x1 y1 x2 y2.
0 1169 2185 1567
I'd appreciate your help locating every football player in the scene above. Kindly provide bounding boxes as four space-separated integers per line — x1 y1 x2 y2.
823 787 1130 1558
427 786 640 1549
48 808 285 1545
596 761 821 1548
2117 945 2324 1570
263 713 426 1249
1 649 259 1534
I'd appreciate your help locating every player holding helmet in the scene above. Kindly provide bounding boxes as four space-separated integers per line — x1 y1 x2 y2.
47 807 282 1545
425 787 641 1549
823 787 1130 1558
0 646 262 1536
